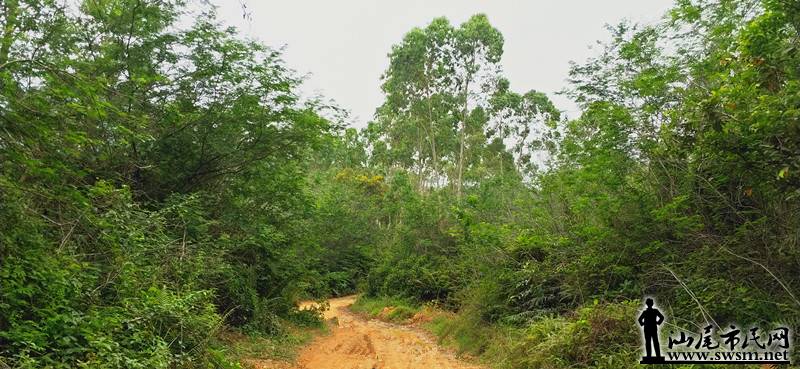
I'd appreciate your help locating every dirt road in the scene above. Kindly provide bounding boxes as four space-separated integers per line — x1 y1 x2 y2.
262 295 485 369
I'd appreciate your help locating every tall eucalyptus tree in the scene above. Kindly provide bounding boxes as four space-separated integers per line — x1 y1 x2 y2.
374 14 560 198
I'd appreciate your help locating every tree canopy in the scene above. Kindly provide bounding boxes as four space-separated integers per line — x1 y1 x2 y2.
2 0 799 368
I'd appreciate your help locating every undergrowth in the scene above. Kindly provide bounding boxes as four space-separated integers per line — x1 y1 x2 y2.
350 296 420 323
426 302 763 369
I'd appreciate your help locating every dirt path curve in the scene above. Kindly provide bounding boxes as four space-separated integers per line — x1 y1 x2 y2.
291 295 485 369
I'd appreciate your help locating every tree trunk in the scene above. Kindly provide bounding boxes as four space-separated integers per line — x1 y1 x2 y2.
427 94 438 188
416 124 423 191
457 71 471 202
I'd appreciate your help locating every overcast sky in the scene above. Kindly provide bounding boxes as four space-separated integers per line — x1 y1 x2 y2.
212 0 674 128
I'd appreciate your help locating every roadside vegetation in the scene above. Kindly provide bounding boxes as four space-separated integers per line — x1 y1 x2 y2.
0 1 334 367
332 1 800 367
219 326 321 367
350 296 420 323
1 0 799 368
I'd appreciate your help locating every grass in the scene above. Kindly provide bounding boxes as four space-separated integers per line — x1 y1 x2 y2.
352 296 510 366
426 310 515 367
424 301 756 369
224 329 314 362
217 296 773 369
350 296 662 369
350 295 421 323
215 317 330 368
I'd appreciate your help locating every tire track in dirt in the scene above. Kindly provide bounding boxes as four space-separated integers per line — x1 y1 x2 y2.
250 295 485 369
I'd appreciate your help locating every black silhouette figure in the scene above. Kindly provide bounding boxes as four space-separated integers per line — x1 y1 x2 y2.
638 298 665 363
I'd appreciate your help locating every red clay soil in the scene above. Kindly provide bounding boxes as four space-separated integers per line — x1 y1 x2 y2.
245 295 485 369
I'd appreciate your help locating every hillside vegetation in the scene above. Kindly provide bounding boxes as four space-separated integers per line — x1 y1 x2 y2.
1 0 799 368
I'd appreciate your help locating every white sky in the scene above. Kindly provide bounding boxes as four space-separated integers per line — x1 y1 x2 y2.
212 0 674 127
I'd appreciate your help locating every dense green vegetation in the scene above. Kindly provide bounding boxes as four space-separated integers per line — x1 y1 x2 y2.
0 1 330 367
350 296 419 323
334 1 800 367
1 0 799 368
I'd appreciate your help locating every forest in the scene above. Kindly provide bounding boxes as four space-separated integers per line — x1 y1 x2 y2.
1 0 799 368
